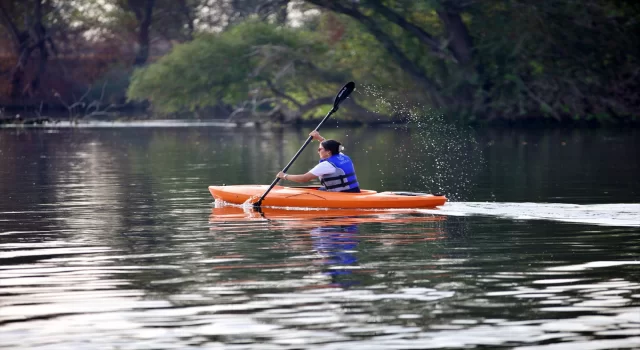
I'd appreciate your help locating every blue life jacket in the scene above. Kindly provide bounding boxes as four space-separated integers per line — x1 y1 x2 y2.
319 153 360 192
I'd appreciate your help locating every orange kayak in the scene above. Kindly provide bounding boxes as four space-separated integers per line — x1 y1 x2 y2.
208 185 447 209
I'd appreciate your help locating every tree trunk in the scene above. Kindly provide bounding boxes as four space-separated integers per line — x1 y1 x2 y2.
130 0 155 66
0 0 50 99
27 0 49 94
1 1 29 98
275 0 288 24
0 2 21 52
178 0 194 39
30 35 49 94
9 43 32 98
437 3 489 114
436 3 481 112
436 7 474 66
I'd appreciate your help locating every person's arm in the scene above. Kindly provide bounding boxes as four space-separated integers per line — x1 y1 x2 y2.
277 171 317 183
277 162 334 183
309 130 325 142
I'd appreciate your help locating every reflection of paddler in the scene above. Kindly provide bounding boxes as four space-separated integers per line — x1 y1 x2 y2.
208 205 450 288
311 225 359 266
309 224 360 287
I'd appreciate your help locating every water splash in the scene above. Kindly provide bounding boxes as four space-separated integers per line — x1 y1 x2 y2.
360 84 483 200
407 112 483 201
242 196 259 209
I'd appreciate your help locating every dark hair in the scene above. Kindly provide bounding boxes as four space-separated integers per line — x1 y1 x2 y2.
321 139 341 155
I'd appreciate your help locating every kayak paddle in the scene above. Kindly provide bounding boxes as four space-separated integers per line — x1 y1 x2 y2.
253 81 355 207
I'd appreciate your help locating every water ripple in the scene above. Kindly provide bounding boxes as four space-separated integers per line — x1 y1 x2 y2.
1 127 639 349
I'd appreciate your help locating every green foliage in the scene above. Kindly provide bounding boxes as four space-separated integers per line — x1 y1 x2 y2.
128 20 335 113
128 35 240 112
124 0 639 124
468 0 640 122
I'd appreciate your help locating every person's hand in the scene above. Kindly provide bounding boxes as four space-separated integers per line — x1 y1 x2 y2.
309 130 324 141
277 171 286 179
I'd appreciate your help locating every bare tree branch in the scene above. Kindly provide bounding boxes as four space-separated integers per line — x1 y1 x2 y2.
266 79 302 108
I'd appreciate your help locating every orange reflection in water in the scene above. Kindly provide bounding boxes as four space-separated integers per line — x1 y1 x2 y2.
209 205 448 246
208 205 450 289
210 206 446 226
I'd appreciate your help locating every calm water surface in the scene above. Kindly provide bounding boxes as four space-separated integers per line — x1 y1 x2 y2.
1 124 639 349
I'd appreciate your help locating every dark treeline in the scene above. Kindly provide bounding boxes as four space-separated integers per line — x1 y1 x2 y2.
1 0 638 125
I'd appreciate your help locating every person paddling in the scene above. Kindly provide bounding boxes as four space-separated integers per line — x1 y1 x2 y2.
277 131 361 193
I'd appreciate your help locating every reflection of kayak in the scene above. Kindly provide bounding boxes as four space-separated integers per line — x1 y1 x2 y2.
208 185 447 209
209 206 446 227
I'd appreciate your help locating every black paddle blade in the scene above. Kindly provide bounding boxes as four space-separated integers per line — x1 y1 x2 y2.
333 81 355 110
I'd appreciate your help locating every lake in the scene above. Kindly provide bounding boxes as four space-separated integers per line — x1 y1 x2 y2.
1 122 639 349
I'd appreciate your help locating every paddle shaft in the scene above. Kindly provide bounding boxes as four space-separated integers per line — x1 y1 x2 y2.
253 107 337 206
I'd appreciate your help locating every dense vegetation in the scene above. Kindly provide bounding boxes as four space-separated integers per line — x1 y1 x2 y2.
1 0 638 125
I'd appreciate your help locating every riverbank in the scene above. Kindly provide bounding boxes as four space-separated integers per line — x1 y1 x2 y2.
1 106 638 128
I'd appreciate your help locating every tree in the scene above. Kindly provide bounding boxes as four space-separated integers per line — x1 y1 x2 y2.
127 20 360 121
304 0 640 122
304 0 482 112
0 0 57 99
110 0 155 66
